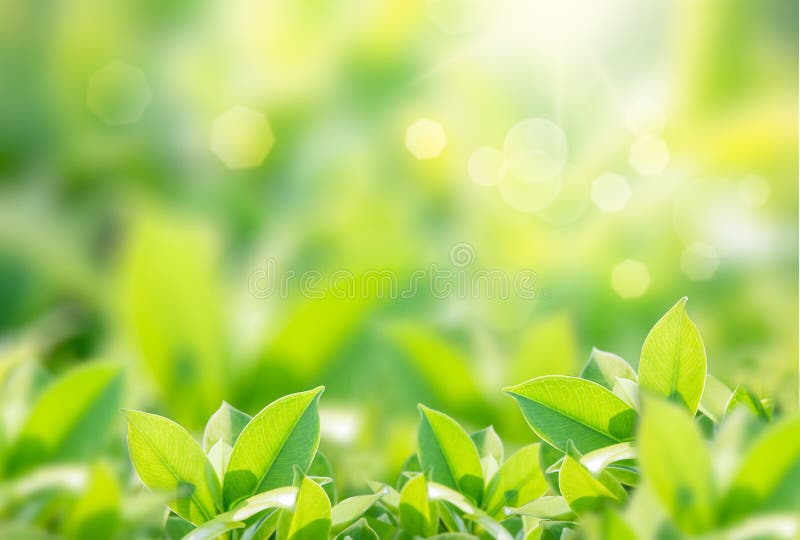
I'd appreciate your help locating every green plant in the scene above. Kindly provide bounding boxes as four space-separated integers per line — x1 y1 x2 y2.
120 298 798 539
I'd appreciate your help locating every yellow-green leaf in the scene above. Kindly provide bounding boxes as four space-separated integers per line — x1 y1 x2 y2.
276 474 331 540
124 410 218 525
483 444 548 519
580 348 637 390
638 397 715 534
223 387 323 508
417 405 484 504
504 376 636 453
558 442 626 515
638 298 707 413
399 473 438 537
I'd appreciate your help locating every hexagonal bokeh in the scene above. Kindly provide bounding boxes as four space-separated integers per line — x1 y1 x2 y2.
611 259 651 299
406 118 447 159
503 118 568 184
210 106 275 170
86 61 152 126
591 172 631 212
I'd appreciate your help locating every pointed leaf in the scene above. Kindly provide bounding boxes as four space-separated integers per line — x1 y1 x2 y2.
399 473 438 537
471 426 504 464
277 474 331 540
124 410 218 525
203 402 251 452
719 417 800 522
638 397 715 534
638 298 707 413
223 387 324 508
558 442 626 515
698 375 731 423
580 349 637 390
504 376 636 453
508 496 576 521
484 444 548 519
64 462 120 540
6 362 122 474
331 493 383 533
333 518 379 540
418 405 484 504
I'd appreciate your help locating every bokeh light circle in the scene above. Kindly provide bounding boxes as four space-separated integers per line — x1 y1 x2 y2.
611 260 650 299
591 172 631 212
503 118 568 184
681 242 720 281
629 136 669 176
468 146 505 186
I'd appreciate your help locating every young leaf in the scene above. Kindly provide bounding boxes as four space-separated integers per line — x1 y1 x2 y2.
333 518 379 540
471 426 504 464
638 397 715 534
719 417 800 522
207 440 232 482
399 473 438 537
580 348 637 390
698 375 732 423
331 492 383 533
558 441 626 515
6 362 122 474
539 443 563 494
202 401 251 452
223 387 324 508
483 444 549 519
504 376 637 453
638 298 707 413
417 405 484 504
276 473 331 540
725 386 771 421
181 519 245 540
124 410 218 525
508 496 576 521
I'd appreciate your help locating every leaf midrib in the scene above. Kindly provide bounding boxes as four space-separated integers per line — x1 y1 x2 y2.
669 313 684 400
128 418 213 523
521 392 630 445
239 397 317 500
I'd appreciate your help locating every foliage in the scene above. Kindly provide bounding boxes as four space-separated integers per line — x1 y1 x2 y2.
87 298 800 540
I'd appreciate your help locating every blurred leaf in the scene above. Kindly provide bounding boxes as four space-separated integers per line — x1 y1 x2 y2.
699 375 732 423
124 410 218 525
223 387 323 509
387 324 483 411
181 518 244 540
484 444 548 519
504 376 637 453
202 401 251 452
276 472 331 540
612 378 639 410
64 462 120 540
725 386 771 421
539 443 563 495
580 348 637 390
5 362 121 474
510 312 579 384
308 452 337 504
638 298 707 413
579 442 636 475
120 213 226 427
417 404 484 504
399 473 438 537
638 397 715 534
558 441 626 515
165 515 195 540
719 417 800 522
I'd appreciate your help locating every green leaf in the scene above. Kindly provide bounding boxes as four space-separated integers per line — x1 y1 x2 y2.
223 387 324 508
638 298 707 413
484 444 548 519
331 492 383 533
207 440 232 483
202 401 251 452
6 362 122 474
181 519 245 540
64 462 120 540
638 397 715 534
504 376 637 453
558 441 626 515
719 417 800 522
580 348 637 390
417 405 484 504
425 483 513 540
539 443 563 494
333 518 379 540
367 481 400 513
725 386 771 421
697 375 732 423
612 378 639 410
508 496 576 521
471 426 504 464
276 473 331 540
399 473 438 537
579 442 636 475
124 410 218 525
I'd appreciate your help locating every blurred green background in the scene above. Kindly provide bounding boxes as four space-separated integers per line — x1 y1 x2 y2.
0 0 797 525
